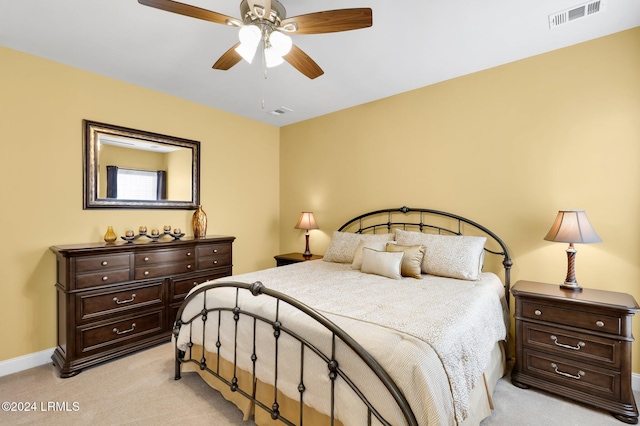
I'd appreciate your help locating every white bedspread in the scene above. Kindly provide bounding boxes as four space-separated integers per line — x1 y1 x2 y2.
177 260 507 425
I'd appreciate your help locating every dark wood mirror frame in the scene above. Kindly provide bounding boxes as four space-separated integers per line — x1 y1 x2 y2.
83 120 200 210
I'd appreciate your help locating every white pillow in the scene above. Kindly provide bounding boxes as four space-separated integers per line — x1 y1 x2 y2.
323 232 394 263
423 234 487 280
351 240 389 269
395 229 486 280
360 248 404 280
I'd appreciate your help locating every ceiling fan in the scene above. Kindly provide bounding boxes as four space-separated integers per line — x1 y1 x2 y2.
138 0 373 79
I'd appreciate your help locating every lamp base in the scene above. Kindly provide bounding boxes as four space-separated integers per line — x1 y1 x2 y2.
560 281 583 292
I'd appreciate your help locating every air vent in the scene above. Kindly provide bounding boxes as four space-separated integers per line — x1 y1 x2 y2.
549 1 604 28
268 106 293 116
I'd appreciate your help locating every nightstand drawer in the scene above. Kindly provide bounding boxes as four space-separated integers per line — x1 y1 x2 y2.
522 322 620 368
522 349 620 400
522 301 621 335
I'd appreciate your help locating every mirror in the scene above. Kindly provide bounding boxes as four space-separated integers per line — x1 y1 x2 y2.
83 120 200 209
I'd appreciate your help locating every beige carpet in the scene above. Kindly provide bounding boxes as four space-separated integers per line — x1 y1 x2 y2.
0 342 635 425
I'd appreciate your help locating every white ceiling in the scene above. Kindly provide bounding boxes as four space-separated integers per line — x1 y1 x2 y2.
1 0 639 127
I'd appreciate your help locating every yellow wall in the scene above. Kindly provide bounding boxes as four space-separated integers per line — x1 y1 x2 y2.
0 46 280 361
280 28 640 369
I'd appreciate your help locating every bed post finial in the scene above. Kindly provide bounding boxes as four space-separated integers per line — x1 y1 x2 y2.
250 281 265 296
400 206 410 213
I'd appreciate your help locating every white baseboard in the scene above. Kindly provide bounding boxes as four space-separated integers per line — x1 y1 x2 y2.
0 348 55 377
634 373 640 392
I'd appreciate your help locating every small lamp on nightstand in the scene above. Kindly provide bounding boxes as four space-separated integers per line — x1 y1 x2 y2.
295 212 318 258
544 210 602 292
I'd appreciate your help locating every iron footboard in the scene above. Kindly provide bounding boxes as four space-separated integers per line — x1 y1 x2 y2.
173 280 418 426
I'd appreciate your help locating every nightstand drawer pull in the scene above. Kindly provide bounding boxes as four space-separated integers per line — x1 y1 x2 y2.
550 335 585 350
551 363 585 380
534 310 542 316
113 294 136 305
596 320 605 327
113 323 136 335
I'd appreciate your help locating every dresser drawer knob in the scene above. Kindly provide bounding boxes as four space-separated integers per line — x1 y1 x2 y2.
551 335 585 351
113 323 136 335
144 257 149 262
102 276 109 281
144 271 149 276
187 252 192 256
193 281 199 287
213 260 218 265
213 249 218 253
101 261 108 266
113 294 136 305
596 320 605 327
187 265 192 269
534 310 542 316
551 363 585 380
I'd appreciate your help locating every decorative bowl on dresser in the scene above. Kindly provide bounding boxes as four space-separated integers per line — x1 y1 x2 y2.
511 280 639 424
50 235 235 378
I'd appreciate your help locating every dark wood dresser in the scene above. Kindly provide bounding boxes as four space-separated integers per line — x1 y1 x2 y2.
50 235 235 378
511 280 639 424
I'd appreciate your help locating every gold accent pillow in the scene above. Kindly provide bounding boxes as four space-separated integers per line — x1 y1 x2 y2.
386 243 425 279
360 248 404 280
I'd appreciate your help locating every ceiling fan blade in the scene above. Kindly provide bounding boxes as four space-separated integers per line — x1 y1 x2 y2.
138 0 239 26
248 0 272 19
283 44 324 79
280 8 372 35
212 43 243 70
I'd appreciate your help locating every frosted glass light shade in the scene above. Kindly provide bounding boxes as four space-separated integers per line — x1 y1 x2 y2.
235 25 261 63
265 46 284 68
269 31 292 56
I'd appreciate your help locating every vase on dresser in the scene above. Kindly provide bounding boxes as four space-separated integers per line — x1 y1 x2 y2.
192 205 208 237
103 226 117 243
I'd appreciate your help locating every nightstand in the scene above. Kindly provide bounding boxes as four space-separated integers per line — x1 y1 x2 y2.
274 252 323 267
511 280 639 424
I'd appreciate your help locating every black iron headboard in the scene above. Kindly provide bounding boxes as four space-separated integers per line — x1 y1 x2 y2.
338 206 512 302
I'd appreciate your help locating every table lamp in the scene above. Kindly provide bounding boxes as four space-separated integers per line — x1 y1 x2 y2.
295 212 318 257
544 210 602 291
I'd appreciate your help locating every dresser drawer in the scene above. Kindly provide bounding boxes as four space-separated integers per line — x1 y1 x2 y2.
170 268 233 302
78 281 164 322
197 243 231 258
77 310 165 356
522 349 620 400
76 269 131 289
522 301 621 335
134 260 196 280
522 322 620 368
135 248 195 265
198 254 232 270
76 254 131 272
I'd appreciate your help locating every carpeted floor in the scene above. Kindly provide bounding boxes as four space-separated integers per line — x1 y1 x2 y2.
0 342 635 425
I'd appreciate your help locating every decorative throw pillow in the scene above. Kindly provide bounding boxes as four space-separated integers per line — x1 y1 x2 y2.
422 234 487 280
351 240 389 269
323 232 394 263
386 243 425 279
360 248 404 280
394 229 431 272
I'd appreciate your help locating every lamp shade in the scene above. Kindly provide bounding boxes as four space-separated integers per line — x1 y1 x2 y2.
544 210 602 244
295 212 318 230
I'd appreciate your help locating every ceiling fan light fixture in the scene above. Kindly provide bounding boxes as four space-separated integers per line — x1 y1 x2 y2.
264 47 285 68
269 31 292 56
235 25 261 63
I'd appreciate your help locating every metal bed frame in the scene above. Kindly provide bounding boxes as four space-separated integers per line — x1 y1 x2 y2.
173 206 512 425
